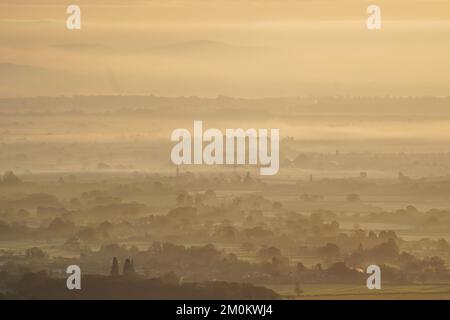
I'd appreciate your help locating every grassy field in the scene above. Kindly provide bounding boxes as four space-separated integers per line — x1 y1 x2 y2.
264 283 450 300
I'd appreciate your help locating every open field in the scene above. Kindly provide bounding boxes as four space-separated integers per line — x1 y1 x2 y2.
265 283 450 300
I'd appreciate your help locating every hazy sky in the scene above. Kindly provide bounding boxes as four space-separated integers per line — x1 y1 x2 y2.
1 0 449 97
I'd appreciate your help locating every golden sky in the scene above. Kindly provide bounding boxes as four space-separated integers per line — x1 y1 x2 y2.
1 0 449 97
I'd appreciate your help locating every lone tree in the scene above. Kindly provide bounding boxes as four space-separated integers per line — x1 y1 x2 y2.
110 257 119 277
2 171 21 185
295 282 303 295
123 258 136 276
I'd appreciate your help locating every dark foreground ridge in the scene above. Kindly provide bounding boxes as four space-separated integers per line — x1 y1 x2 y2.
0 272 280 300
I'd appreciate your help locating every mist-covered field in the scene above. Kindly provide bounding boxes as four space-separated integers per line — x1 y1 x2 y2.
0 96 450 299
